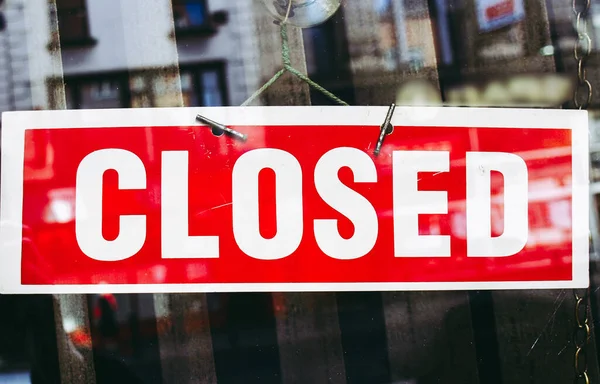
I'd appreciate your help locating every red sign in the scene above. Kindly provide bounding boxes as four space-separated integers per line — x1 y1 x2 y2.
0 107 589 293
476 0 524 32
485 0 514 19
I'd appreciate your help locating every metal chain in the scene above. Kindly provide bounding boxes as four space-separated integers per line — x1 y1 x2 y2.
573 0 592 109
572 1 592 382
575 290 592 383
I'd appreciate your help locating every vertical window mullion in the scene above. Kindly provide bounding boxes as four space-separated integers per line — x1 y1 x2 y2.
194 68 204 106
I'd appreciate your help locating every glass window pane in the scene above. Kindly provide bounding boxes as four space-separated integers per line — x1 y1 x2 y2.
173 1 207 28
201 70 223 106
79 80 123 109
3 0 600 383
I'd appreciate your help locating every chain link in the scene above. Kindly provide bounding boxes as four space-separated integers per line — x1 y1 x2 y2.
573 0 593 109
574 290 591 383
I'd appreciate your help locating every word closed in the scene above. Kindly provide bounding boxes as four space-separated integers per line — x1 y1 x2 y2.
76 148 528 261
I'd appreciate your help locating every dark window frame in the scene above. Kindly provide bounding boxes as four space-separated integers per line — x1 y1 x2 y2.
171 0 217 38
179 61 229 107
62 63 228 110
56 0 97 48
64 72 131 110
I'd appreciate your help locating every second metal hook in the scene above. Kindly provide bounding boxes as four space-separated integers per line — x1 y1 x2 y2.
374 103 395 156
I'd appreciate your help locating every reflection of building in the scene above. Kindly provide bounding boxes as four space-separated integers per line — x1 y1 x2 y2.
47 0 266 110
0 0 33 114
298 0 580 107
5 2 600 383
22 0 590 110
588 113 600 259
317 0 439 105
430 0 563 106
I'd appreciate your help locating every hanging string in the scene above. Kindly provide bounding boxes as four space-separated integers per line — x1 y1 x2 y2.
281 0 293 25
284 64 348 106
241 21 349 106
241 69 286 107
281 23 292 66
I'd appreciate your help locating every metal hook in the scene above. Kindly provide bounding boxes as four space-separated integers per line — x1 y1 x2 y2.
374 103 395 156
196 114 248 142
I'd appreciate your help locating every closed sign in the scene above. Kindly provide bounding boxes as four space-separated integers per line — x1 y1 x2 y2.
0 106 589 293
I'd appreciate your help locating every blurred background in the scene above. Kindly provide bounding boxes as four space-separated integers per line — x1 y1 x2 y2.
1 0 600 383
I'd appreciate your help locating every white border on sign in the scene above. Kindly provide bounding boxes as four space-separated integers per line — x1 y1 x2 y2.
0 106 590 294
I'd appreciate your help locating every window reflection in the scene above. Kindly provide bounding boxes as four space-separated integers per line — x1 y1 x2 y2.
1 0 600 383
173 0 209 29
65 76 127 109
56 0 95 47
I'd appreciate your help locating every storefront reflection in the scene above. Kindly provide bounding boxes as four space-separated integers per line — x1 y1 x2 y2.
1 0 600 381
0 118 578 382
